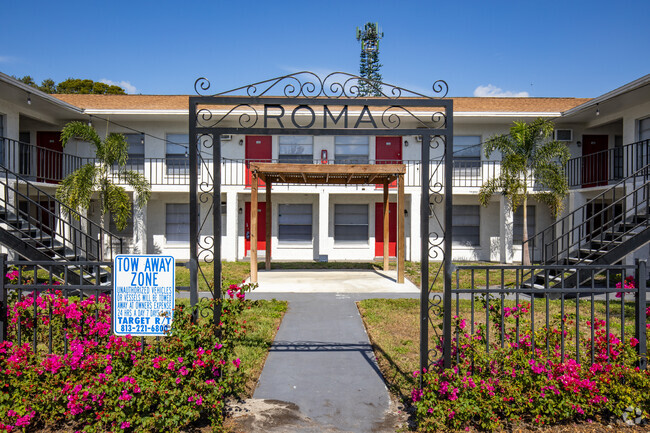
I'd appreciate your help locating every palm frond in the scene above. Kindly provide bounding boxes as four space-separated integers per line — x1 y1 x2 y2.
56 164 99 217
119 170 152 208
60 121 101 148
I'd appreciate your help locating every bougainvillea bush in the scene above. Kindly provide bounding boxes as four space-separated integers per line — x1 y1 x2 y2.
0 281 254 432
412 296 650 432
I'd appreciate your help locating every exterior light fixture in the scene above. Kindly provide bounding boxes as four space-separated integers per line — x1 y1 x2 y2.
88 115 92 127
140 134 145 145
577 140 582 147
404 140 409 147
27 94 32 105
238 208 243 214
239 139 244 146
596 104 600 116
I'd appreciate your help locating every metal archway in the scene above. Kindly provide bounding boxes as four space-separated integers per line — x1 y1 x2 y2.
188 71 454 372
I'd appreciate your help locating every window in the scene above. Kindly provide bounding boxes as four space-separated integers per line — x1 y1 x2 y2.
166 203 189 243
335 136 369 164
452 205 480 246
124 133 145 169
454 136 481 176
513 205 536 244
334 204 368 244
279 136 313 163
278 204 312 243
639 117 650 141
109 209 134 237
0 114 4 166
166 133 189 174
638 118 650 169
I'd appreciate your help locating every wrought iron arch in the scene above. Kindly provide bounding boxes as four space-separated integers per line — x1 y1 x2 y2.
188 71 454 374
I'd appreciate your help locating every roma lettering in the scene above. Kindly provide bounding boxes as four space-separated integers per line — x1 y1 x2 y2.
263 104 377 129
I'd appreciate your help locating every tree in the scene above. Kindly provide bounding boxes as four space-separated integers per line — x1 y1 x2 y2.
478 118 570 265
13 75 126 94
56 121 151 232
356 22 383 96
57 78 126 95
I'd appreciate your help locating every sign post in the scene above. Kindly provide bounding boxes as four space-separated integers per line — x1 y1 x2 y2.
113 255 175 336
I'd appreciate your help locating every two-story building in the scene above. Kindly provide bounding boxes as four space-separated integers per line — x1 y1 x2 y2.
1 71 648 265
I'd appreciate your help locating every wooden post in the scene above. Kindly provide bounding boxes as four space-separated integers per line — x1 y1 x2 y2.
383 181 390 271
397 174 405 283
265 180 272 270
250 171 258 283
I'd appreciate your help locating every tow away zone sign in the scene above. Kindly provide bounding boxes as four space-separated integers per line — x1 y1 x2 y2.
113 255 175 336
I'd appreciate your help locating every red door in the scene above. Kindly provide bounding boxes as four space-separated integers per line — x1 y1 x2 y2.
375 136 402 188
244 202 266 255
375 202 397 257
245 136 272 187
36 131 63 183
582 135 608 187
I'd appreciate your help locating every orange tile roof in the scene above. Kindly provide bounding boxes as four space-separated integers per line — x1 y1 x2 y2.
53 94 591 113
54 94 189 110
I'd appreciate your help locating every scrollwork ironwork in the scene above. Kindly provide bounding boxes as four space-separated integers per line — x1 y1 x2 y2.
195 71 448 100
196 105 259 129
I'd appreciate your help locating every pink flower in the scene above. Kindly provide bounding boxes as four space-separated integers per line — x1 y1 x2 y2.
121 421 130 429
630 337 639 347
232 358 241 369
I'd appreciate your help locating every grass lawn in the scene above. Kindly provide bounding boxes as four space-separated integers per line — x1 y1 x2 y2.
357 297 640 400
176 297 287 396
175 260 530 292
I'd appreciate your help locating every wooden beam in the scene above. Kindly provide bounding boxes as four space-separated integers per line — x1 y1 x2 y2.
368 174 378 183
398 174 405 284
278 174 287 183
250 162 406 176
302 172 308 183
250 172 258 283
265 181 272 271
346 173 354 183
383 182 389 272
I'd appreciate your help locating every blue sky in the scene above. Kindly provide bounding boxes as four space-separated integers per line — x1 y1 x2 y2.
2 0 648 97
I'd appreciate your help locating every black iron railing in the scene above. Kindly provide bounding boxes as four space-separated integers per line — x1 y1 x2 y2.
4 134 649 191
0 164 123 261
566 139 650 189
0 257 119 354
449 262 647 369
0 136 89 184
524 163 650 265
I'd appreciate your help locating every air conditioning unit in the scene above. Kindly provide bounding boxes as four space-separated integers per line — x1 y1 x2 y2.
220 134 233 141
554 129 573 142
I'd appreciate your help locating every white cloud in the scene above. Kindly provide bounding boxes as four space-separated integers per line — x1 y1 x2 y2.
473 84 529 97
100 78 138 94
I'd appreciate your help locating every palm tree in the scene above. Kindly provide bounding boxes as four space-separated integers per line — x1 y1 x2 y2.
478 118 570 265
56 121 151 233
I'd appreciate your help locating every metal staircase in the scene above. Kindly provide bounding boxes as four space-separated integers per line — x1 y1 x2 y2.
0 164 123 285
524 164 650 289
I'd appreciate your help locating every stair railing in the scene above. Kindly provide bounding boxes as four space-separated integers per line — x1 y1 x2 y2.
524 162 650 265
0 164 123 261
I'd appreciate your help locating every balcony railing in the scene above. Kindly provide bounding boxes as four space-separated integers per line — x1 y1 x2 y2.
3 135 648 191
566 139 650 188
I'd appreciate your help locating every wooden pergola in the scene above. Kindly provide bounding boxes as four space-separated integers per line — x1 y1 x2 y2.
249 162 406 284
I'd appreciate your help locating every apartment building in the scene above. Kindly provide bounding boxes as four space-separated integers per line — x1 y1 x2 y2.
0 71 648 265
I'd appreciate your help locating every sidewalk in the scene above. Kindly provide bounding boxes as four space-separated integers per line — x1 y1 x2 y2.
248 290 403 432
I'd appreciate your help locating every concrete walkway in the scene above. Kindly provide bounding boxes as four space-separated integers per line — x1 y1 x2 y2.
249 269 419 293
247 271 408 432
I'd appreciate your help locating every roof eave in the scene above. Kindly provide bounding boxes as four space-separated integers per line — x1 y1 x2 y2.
562 74 650 117
0 71 84 115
